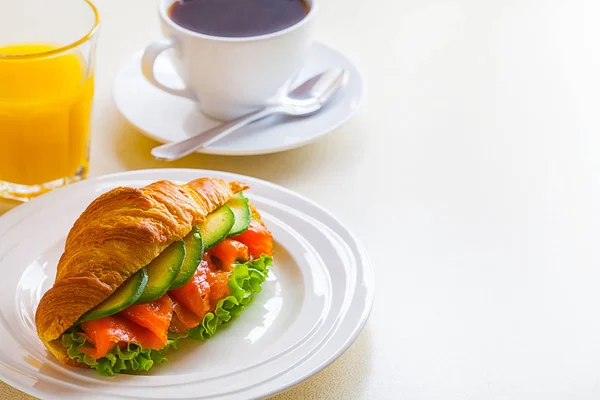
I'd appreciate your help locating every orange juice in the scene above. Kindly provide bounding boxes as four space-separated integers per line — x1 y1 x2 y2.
0 44 94 187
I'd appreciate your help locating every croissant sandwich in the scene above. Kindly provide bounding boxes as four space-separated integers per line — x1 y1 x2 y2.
35 178 274 376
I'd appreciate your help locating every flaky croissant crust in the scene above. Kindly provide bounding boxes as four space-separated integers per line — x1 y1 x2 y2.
35 178 248 349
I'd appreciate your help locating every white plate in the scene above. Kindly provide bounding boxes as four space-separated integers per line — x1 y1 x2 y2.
0 169 373 400
113 42 365 156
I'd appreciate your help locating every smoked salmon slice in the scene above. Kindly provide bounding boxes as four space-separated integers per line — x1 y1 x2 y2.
210 239 249 270
232 219 273 259
120 294 173 345
80 315 166 359
170 259 211 318
171 297 203 329
207 272 230 309
169 312 190 334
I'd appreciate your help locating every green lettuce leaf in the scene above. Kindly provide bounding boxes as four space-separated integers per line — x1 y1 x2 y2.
187 254 271 340
61 255 271 376
61 331 178 376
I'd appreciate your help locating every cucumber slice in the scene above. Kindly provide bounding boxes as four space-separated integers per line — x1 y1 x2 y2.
226 193 251 237
79 268 148 323
200 205 235 249
136 240 185 304
169 227 204 289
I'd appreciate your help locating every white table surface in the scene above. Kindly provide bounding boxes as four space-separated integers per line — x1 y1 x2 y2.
3 0 600 398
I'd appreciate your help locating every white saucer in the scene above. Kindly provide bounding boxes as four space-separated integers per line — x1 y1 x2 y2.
113 41 365 156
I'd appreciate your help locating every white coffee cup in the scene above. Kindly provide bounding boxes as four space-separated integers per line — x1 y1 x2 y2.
142 0 317 120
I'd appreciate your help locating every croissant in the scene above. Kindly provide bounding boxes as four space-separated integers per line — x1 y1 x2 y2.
35 178 262 369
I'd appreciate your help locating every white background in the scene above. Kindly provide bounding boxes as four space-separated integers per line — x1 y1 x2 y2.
2 0 600 398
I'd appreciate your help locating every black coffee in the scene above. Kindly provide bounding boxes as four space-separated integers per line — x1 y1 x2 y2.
169 0 310 38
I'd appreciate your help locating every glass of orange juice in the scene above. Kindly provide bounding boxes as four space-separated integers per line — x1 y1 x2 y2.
0 0 99 201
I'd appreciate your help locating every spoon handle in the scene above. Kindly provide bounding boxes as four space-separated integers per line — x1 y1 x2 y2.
151 107 275 161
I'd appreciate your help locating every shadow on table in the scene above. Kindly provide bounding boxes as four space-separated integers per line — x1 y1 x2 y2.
110 110 366 187
269 329 373 399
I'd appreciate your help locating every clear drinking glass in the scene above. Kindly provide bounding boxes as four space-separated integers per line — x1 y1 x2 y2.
0 0 99 201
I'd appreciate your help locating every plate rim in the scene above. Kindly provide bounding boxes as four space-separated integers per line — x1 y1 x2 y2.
0 168 375 399
112 41 367 156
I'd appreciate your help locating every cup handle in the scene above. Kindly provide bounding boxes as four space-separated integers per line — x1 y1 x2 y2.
141 37 196 100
